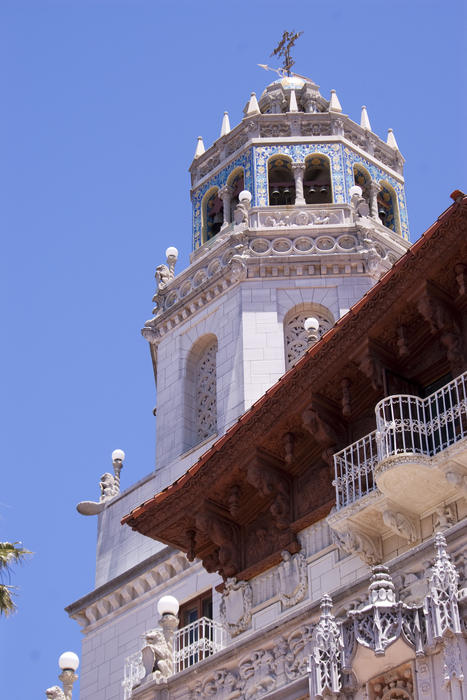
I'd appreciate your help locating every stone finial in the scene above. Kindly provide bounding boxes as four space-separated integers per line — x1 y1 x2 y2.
194 136 205 159
329 89 342 113
310 594 343 697
360 105 372 131
368 565 396 606
246 92 260 116
220 111 231 136
289 89 298 112
387 128 399 150
425 532 461 641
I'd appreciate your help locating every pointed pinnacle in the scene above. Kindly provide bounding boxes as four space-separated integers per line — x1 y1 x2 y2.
246 92 260 116
194 136 205 159
289 89 298 112
360 105 371 131
387 128 399 150
220 111 231 137
329 89 342 113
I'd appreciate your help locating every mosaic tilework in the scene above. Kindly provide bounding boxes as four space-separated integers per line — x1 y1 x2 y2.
254 144 346 207
192 151 254 249
343 147 409 240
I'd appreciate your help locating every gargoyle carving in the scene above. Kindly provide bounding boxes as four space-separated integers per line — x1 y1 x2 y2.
141 628 173 681
195 510 240 578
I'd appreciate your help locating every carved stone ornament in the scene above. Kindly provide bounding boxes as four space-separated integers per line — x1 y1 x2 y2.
45 687 66 700
331 524 382 566
443 635 465 688
76 471 120 516
368 663 414 700
382 508 418 543
277 550 307 610
220 578 253 637
309 594 343 699
141 627 174 682
425 532 462 643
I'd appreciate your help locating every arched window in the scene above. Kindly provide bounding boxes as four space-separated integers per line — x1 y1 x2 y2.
377 182 400 234
353 165 371 209
202 188 223 243
268 156 295 205
185 335 218 449
284 304 334 369
304 155 332 204
228 168 245 222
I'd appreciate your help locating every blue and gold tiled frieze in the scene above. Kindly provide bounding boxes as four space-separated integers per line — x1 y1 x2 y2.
192 151 254 249
343 147 409 240
253 144 346 207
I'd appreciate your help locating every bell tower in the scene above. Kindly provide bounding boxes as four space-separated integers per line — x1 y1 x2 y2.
143 70 410 481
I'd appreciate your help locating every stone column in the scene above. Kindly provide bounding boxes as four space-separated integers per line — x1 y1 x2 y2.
292 162 306 206
219 185 233 228
369 180 381 221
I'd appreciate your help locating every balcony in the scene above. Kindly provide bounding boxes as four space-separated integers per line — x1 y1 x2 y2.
123 617 227 698
331 373 467 536
174 616 226 673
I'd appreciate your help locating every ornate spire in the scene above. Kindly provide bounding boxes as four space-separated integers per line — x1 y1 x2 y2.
329 89 342 113
387 128 399 150
289 89 298 112
310 594 343 698
360 105 371 131
425 532 461 641
246 92 260 116
220 111 231 136
193 136 205 159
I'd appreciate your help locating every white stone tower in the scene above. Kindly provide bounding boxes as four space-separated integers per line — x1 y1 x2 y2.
68 71 412 700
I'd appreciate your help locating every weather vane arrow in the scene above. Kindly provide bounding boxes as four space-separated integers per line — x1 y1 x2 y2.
258 31 306 80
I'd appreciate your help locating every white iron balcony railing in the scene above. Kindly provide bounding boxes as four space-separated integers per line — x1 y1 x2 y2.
333 431 378 509
174 616 226 673
333 372 467 509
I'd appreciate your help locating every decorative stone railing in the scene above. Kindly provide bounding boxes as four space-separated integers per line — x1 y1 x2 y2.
248 203 351 231
174 617 226 673
333 372 467 510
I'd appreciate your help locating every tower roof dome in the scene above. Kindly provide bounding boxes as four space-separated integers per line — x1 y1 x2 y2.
255 73 328 115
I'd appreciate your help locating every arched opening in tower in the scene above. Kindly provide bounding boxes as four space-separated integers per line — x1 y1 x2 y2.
353 165 371 209
203 188 223 241
228 169 245 222
304 155 332 204
377 183 399 234
268 156 295 206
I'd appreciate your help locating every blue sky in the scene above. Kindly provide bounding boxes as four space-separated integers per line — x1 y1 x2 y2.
1 1 465 697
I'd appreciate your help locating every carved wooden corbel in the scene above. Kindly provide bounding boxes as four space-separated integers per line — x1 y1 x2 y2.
283 432 295 465
359 345 384 392
397 325 409 357
417 285 465 375
246 460 292 533
186 529 196 562
227 485 241 519
341 378 352 418
455 263 467 297
301 401 339 467
195 509 241 579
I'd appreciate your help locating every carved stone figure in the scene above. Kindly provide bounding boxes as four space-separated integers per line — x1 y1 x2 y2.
154 264 171 293
220 578 253 637
45 688 66 700
277 550 307 610
141 628 173 681
99 472 119 501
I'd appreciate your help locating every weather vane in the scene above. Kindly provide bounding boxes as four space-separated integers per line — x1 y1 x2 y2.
258 30 304 79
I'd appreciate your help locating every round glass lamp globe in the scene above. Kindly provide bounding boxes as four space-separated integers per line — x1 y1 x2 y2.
304 316 320 332
165 246 179 259
238 190 252 203
157 595 179 617
59 651 80 671
349 185 362 198
112 449 125 462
